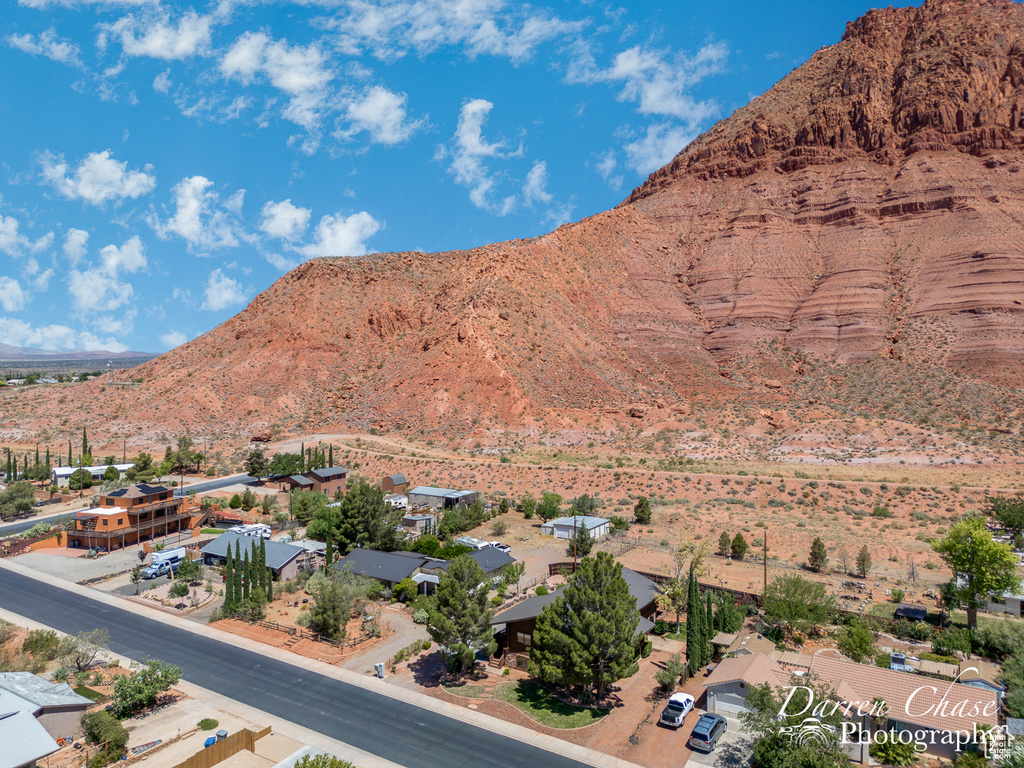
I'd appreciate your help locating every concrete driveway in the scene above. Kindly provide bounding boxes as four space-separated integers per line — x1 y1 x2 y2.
685 713 751 768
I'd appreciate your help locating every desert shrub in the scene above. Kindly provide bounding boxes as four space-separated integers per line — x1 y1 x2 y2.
973 622 1024 659
198 718 219 730
535 585 549 596
933 628 973 657
169 581 189 598
412 609 429 624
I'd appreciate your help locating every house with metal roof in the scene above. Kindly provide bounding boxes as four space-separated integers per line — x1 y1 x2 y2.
382 474 407 495
50 463 134 488
201 532 304 580
490 566 659 667
0 673 92 740
539 515 611 540
0 705 58 768
408 486 478 510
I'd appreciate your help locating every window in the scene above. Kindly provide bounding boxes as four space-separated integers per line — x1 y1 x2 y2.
105 498 113 506
516 632 532 648
101 519 108 526
992 596 1007 606
117 518 124 526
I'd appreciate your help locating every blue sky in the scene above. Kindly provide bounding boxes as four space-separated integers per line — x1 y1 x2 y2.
0 0 915 354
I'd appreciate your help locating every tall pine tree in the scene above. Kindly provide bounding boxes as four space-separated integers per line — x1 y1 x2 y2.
266 568 273 603
704 590 715 665
685 564 700 674
233 540 243 606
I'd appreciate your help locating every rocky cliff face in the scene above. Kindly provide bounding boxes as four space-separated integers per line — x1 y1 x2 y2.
3 0 1023 442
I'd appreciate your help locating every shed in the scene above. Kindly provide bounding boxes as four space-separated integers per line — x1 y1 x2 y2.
408 486 478 510
200 532 304 580
539 516 611 540
382 474 407 495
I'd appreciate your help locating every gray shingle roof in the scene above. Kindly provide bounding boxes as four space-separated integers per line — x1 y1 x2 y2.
387 474 406 484
462 548 515 574
200 532 303 571
287 475 313 487
308 467 347 481
0 673 92 710
334 548 428 583
491 566 657 625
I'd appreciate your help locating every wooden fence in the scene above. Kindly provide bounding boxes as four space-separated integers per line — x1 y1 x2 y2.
247 618 376 650
169 726 272 768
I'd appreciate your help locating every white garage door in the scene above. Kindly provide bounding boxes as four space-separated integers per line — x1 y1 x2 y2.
714 692 749 716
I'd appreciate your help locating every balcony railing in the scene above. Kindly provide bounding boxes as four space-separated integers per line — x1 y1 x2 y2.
72 509 194 539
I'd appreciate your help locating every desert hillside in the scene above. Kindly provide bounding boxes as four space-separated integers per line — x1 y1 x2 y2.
2 0 1023 459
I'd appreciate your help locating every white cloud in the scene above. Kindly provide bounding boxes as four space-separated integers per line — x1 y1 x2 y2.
327 0 584 64
0 214 52 258
623 122 696 174
0 277 27 312
99 235 147 274
259 199 310 241
7 27 81 65
160 330 187 348
63 228 90 264
152 175 243 252
67 267 134 312
153 71 171 92
221 31 332 131
107 10 212 60
30 269 54 292
445 98 518 215
201 268 248 311
595 149 623 189
0 317 127 353
299 212 382 258
40 149 156 205
342 86 423 145
522 161 573 226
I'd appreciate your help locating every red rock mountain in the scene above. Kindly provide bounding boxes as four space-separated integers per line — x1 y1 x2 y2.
8 0 1024 441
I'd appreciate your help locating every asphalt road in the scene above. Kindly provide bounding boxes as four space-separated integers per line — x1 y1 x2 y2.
0 511 74 536
174 473 256 497
0 568 593 768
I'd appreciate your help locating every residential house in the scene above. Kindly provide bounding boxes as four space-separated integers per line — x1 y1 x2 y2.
957 660 1003 694
68 484 198 550
540 516 610 540
955 576 1024 618
710 631 776 659
465 547 516 580
703 652 1000 760
51 463 134 488
382 474 407 495
333 549 446 590
279 467 348 497
0 672 92 739
491 567 659 667
200 532 304 580
408 486 478 511
402 513 435 536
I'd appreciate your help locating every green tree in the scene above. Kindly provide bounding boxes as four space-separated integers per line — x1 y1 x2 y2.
989 496 1024 540
838 618 874 662
517 493 535 519
108 658 182 718
633 496 651 525
856 545 872 577
731 532 748 561
498 497 510 515
571 494 597 517
240 488 257 510
103 464 119 482
536 491 562 524
741 680 848 768
293 491 328 524
307 479 400 554
762 575 837 631
243 448 269 480
130 565 142 595
869 734 920 767
686 563 703 675
58 628 108 673
268 452 303 477
224 547 236 610
232 541 242 608
68 467 93 491
809 537 828 572
718 531 731 555
530 552 640 698
307 572 351 640
394 577 419 602
933 515 1021 629
81 426 90 464
655 653 686 693
566 520 594 559
426 554 495 674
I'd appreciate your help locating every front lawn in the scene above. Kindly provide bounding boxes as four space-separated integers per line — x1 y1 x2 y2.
73 686 105 702
496 680 607 729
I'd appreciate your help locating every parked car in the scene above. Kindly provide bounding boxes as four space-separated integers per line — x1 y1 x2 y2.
659 692 695 728
488 541 511 554
688 713 727 752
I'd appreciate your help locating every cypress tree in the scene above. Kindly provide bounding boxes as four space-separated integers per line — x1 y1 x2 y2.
258 539 267 594
81 427 89 458
233 540 243 605
686 564 700 675
328 444 333 466
266 568 273 603
243 550 251 602
704 589 715 665
45 447 50 469
23 455 28 477
325 525 333 570
300 442 305 472
68 440 73 466
224 548 235 610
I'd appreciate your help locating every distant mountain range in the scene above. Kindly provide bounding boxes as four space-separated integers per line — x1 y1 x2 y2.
0 344 155 362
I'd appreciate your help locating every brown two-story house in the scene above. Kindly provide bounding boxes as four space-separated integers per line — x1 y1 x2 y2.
68 484 195 551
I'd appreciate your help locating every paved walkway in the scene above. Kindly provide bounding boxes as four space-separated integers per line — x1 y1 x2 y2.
0 557 646 768
340 605 427 672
